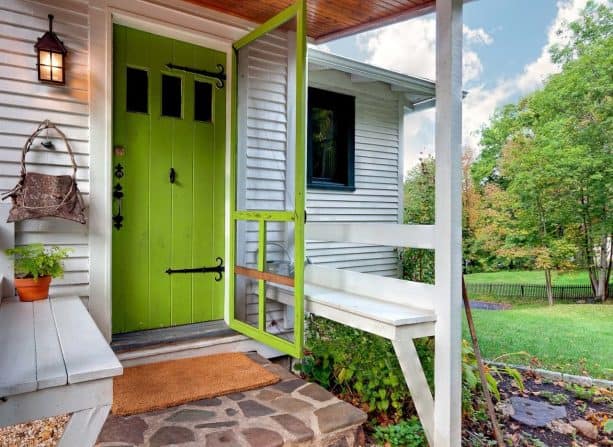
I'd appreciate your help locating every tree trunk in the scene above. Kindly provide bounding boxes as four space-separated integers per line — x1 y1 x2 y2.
545 269 554 306
595 235 611 302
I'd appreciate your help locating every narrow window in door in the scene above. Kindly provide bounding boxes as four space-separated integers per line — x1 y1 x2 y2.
161 74 182 118
126 67 148 113
194 81 212 122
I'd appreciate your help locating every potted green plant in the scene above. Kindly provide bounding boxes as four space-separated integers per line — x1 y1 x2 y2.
5 243 71 302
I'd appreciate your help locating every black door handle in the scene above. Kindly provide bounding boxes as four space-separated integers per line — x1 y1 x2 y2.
169 167 176 184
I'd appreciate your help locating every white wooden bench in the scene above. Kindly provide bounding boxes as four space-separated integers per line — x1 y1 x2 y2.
304 222 439 445
0 295 122 447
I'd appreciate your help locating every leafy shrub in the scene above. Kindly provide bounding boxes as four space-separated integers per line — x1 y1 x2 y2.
298 316 504 423
5 243 71 279
298 316 432 421
399 248 434 284
373 417 426 447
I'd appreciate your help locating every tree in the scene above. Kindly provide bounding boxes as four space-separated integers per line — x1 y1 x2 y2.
402 155 435 283
470 104 521 190
471 1 612 300
402 152 483 280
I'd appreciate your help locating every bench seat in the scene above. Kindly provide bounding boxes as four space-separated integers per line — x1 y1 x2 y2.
304 284 436 340
0 295 122 446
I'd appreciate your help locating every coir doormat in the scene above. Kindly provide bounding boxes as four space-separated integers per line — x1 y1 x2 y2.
112 352 280 415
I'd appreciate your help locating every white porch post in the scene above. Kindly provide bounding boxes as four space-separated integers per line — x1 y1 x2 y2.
434 0 463 446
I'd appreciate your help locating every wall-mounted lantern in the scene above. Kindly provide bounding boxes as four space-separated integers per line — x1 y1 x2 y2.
34 15 67 85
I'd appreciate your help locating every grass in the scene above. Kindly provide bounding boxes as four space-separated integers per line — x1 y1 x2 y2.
463 300 613 380
464 270 591 286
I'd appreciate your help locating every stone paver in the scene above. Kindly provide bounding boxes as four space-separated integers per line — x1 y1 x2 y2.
315 402 368 434
238 400 276 417
206 429 243 447
510 397 567 427
270 396 314 413
298 383 335 402
165 409 216 422
272 378 305 393
242 428 284 447
149 426 195 447
257 389 283 401
271 414 314 442
97 415 148 445
95 354 366 447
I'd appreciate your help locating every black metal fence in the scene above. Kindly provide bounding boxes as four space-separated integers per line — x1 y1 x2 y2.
465 283 612 300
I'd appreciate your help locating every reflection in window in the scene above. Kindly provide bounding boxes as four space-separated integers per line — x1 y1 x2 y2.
311 107 337 182
307 88 355 190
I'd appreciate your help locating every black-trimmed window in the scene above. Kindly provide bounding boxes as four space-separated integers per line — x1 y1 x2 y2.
307 87 355 190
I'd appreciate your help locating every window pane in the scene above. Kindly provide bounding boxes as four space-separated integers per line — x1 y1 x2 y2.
311 107 338 181
161 75 182 118
194 81 212 122
126 67 148 113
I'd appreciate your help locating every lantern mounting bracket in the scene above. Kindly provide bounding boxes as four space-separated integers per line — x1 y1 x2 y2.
166 63 226 88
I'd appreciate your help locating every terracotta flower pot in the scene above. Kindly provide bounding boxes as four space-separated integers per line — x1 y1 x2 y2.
14 276 52 302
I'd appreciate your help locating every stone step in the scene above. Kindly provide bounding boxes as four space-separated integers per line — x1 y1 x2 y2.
96 354 367 447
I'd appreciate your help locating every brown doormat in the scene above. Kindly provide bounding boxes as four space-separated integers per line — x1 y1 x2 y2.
112 353 280 416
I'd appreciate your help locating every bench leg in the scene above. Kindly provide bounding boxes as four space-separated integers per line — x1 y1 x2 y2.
392 340 435 446
58 405 111 447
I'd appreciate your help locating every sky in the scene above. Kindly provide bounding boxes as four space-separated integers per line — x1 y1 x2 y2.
313 0 597 174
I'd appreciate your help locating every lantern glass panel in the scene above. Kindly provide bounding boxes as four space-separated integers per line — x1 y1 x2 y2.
51 52 63 68
39 64 51 82
39 50 51 68
52 67 63 83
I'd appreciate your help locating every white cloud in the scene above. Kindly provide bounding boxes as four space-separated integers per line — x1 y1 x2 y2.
359 19 491 84
357 0 598 174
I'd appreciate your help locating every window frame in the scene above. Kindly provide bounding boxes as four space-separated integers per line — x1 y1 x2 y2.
307 87 355 191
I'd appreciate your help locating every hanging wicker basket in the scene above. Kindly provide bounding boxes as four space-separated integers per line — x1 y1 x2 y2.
1 120 87 224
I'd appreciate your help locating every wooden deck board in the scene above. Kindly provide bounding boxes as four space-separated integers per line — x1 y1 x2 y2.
0 300 37 396
33 299 68 390
51 296 122 384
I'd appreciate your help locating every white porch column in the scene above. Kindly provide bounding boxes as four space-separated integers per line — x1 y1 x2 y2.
434 0 463 446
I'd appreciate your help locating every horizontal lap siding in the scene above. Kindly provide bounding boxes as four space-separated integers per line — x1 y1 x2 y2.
0 0 90 301
237 32 291 327
307 74 401 277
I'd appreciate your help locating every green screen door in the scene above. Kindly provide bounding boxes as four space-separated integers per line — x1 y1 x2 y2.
229 0 307 358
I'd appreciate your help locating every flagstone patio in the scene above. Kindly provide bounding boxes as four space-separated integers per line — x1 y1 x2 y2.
95 354 366 447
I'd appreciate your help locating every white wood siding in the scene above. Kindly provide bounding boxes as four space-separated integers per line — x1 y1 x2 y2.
236 31 293 328
0 0 90 300
307 70 403 277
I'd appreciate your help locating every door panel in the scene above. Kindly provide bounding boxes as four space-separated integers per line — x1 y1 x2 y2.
112 25 226 334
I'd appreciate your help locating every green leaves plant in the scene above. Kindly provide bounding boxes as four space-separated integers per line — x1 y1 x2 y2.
373 417 427 447
5 243 72 279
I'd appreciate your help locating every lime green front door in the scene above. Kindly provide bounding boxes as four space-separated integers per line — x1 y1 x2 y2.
112 25 226 334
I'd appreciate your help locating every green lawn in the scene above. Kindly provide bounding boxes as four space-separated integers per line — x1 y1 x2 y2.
464 270 591 286
463 302 613 380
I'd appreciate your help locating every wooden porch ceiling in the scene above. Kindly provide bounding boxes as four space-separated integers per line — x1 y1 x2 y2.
186 0 436 42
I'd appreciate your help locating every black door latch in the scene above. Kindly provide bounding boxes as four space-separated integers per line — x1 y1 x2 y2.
165 257 224 281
